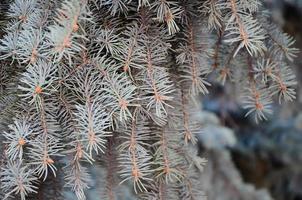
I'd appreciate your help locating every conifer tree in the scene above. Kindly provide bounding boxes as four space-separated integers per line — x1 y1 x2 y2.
0 0 298 199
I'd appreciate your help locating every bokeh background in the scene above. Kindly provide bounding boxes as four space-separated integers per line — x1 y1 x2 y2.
197 0 302 199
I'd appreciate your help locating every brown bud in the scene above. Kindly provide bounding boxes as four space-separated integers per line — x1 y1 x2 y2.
18 138 26 146
131 168 140 180
46 158 54 164
255 102 264 110
123 64 129 72
73 23 79 32
35 85 42 94
18 15 27 22
119 99 128 110
63 37 71 48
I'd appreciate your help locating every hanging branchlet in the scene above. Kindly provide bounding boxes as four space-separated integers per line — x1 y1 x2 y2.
261 22 299 62
118 112 153 193
55 89 94 162
200 0 266 56
238 0 261 13
68 67 101 103
151 0 183 34
89 22 122 57
179 88 200 145
199 0 224 30
241 84 273 123
253 58 297 104
271 64 297 104
0 32 19 60
211 31 244 85
3 117 33 161
55 90 78 138
99 0 129 16
18 59 57 108
65 64 112 160
153 126 184 184
28 104 63 181
29 134 61 181
64 159 91 200
16 28 46 64
270 32 299 62
114 24 143 74
102 72 137 123
74 100 111 158
179 170 207 200
223 0 266 56
176 19 213 97
0 160 38 200
253 58 277 83
62 94 92 199
139 179 179 200
47 0 91 63
21 7 51 30
7 0 37 25
224 15 267 57
0 0 51 61
179 146 207 200
137 29 175 119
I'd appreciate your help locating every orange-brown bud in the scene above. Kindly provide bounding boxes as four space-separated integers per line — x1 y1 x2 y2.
35 85 42 94
18 138 26 146
73 23 79 32
123 64 129 72
119 99 128 110
132 168 140 180
46 158 54 164
18 15 27 22
255 102 264 110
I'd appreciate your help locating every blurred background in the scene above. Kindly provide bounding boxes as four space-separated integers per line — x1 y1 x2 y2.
197 0 302 199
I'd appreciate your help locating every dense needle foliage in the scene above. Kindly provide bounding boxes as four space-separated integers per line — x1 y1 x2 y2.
0 0 298 199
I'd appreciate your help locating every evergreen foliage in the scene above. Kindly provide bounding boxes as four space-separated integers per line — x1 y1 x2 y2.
0 0 298 199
